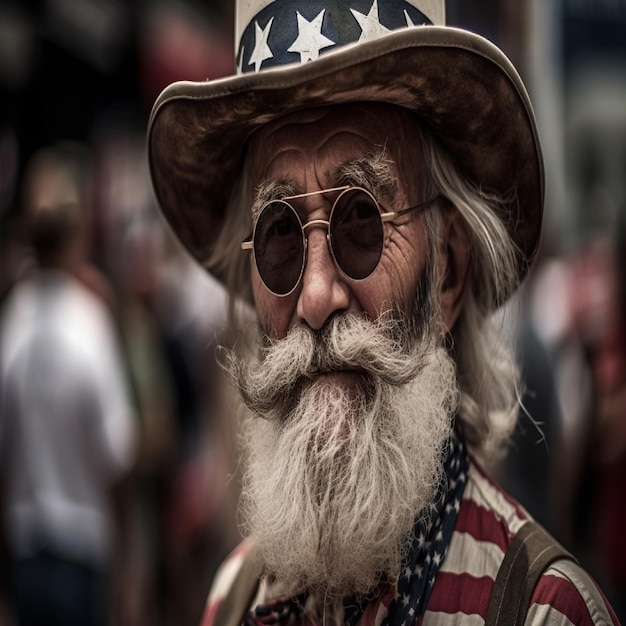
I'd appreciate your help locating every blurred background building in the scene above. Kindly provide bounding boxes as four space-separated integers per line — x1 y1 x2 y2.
0 0 625 624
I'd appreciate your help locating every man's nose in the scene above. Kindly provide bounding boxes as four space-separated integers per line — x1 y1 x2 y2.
296 226 350 330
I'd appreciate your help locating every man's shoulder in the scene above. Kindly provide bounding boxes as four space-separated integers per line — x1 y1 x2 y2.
527 558 620 624
200 540 258 626
427 459 619 624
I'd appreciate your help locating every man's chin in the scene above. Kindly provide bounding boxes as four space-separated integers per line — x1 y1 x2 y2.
297 371 375 434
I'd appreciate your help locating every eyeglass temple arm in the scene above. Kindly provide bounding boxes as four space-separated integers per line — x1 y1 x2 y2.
380 195 440 223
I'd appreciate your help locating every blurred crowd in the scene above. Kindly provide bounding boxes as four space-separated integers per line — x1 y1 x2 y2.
493 223 626 620
1 2 243 624
0 136 243 626
0 0 625 625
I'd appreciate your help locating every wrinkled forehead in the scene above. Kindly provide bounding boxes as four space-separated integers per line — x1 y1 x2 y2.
245 103 427 193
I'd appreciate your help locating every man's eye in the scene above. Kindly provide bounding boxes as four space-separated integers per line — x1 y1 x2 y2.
355 201 377 220
270 218 297 238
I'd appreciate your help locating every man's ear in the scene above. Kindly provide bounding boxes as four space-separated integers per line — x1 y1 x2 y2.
438 209 471 332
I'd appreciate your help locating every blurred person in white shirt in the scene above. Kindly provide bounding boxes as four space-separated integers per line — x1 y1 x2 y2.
0 193 137 626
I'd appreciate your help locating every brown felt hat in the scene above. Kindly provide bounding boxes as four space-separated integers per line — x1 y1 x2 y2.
148 0 544 305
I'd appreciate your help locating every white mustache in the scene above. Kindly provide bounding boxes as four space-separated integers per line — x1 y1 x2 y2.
226 313 435 419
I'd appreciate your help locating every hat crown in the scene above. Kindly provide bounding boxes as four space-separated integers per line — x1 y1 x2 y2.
235 0 445 74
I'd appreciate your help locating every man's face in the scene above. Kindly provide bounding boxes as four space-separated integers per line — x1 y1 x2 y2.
228 104 462 601
246 103 434 341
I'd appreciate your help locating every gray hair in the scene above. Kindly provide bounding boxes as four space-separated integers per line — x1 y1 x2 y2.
420 130 522 460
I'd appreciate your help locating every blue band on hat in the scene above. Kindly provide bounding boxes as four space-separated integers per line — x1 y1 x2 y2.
237 0 433 74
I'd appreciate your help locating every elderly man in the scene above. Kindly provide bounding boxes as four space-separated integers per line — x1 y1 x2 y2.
147 0 618 624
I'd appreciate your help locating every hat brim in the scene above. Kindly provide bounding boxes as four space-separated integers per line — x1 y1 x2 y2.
148 25 543 305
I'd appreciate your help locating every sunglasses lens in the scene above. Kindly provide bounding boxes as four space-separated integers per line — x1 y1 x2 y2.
254 201 304 295
331 189 384 280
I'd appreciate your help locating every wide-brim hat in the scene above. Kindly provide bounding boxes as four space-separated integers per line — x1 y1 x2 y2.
148 0 544 306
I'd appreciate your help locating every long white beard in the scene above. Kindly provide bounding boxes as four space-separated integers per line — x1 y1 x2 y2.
225 310 459 601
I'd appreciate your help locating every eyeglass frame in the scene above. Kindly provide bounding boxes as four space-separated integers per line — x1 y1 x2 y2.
241 185 440 297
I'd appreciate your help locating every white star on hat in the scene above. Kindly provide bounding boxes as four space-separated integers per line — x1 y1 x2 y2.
249 17 274 72
351 0 390 43
288 10 335 63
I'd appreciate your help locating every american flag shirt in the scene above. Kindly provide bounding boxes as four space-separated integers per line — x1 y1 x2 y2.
201 440 619 626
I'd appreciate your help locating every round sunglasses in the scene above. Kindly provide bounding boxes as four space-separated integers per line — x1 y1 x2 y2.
241 185 439 296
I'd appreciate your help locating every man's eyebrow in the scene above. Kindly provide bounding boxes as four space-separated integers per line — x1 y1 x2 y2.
251 179 298 220
333 151 399 202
